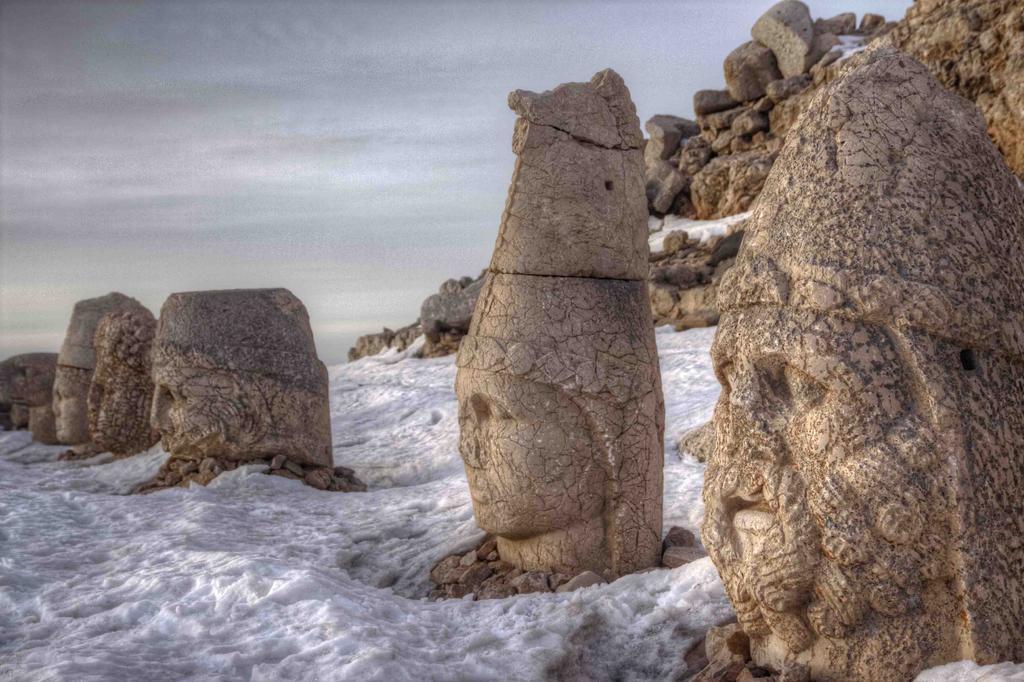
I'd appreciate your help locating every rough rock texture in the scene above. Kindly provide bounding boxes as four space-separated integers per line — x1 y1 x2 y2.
702 47 1024 681
150 288 333 471
886 0 1024 181
0 353 59 443
488 70 648 281
724 42 782 103
54 293 149 448
348 321 421 361
456 70 664 579
751 0 817 78
420 275 485 358
691 151 775 220
88 310 159 458
645 114 700 163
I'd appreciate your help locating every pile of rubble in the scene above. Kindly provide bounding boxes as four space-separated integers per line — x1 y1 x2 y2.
135 454 367 493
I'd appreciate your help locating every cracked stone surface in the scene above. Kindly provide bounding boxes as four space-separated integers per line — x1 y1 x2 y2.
456 70 664 579
88 309 159 458
150 288 333 470
487 69 649 281
54 292 150 447
702 47 1024 681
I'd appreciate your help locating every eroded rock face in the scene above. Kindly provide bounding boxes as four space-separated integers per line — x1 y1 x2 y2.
456 70 664 579
886 0 1024 181
151 288 332 468
88 310 159 458
702 47 1024 681
0 353 59 443
54 293 149 447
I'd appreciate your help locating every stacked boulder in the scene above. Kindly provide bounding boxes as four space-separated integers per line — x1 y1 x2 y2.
643 1 895 220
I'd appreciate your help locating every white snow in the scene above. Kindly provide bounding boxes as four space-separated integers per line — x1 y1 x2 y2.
0 326 733 681
1 320 1016 681
648 212 750 253
836 34 869 62
918 661 1024 681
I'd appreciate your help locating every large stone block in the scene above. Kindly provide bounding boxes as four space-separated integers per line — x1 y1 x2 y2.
724 41 782 102
703 47 1024 681
151 288 332 468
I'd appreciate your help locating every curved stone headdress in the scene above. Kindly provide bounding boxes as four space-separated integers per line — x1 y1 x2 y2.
720 46 1024 359
153 288 326 393
58 292 150 370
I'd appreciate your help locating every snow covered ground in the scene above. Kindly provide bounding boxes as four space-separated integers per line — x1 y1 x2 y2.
2 323 1022 681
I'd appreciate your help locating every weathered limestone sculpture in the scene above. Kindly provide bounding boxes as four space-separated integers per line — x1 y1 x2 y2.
0 353 59 443
701 47 1024 681
145 288 355 490
456 69 664 580
54 293 150 452
87 310 159 457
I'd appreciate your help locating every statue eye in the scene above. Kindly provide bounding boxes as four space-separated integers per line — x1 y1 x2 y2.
784 366 825 406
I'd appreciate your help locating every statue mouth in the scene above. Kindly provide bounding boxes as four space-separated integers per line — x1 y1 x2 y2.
731 491 775 560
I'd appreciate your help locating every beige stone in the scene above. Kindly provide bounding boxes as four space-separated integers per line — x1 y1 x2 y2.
54 293 148 446
702 47 1024 681
751 0 816 78
88 309 159 458
723 42 781 103
487 69 649 281
151 288 332 468
691 150 775 219
456 70 664 579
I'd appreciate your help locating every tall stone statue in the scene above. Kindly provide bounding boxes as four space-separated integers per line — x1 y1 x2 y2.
150 288 332 469
456 69 664 579
54 292 150 453
0 353 59 443
88 310 159 458
702 47 1024 681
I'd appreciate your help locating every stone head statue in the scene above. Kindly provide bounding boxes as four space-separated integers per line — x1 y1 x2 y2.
456 69 663 579
702 47 1024 680
1 353 58 443
150 288 332 467
54 293 148 446
88 310 159 457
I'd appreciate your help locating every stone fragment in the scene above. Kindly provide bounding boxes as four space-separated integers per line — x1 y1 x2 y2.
457 70 664 579
555 570 606 593
87 309 158 458
270 454 287 470
420 276 483 345
731 110 769 136
151 289 333 470
430 555 463 585
814 13 856 36
509 571 551 594
703 47 1024 681
691 623 751 682
661 231 690 256
283 459 304 477
459 550 478 567
662 545 704 568
458 562 493 588
664 525 697 548
303 468 332 490
348 321 421 361
702 105 747 132
710 130 737 155
646 160 690 215
751 0 816 78
644 114 699 163
476 536 498 560
54 293 148 447
859 13 885 34
694 89 739 116
691 150 775 219
724 42 782 102
765 74 811 102
679 136 713 175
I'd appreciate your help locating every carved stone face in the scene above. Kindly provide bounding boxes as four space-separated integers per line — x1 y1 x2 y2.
456 369 605 538
150 358 330 466
703 307 954 677
54 365 92 445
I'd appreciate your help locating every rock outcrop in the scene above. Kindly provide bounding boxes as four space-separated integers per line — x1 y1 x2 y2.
420 275 485 358
88 310 159 458
456 69 664 579
54 292 150 455
0 353 59 443
702 47 1024 681
886 0 1024 181
146 288 361 492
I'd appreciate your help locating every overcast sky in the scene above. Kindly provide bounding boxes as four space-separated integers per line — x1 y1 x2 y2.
0 0 911 363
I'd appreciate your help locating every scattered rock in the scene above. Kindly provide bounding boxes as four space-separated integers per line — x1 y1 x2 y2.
644 114 699 162
691 150 775 219
723 42 781 102
751 0 816 78
662 545 705 568
693 89 739 116
814 12 856 35
555 571 606 593
510 571 551 595
661 230 691 256
764 73 811 102
664 526 697 549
